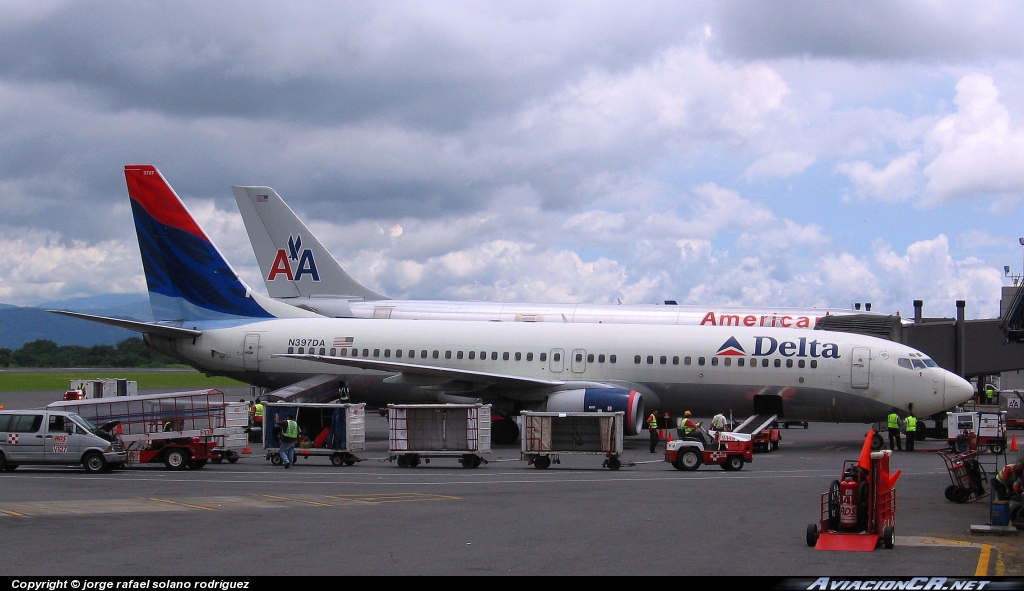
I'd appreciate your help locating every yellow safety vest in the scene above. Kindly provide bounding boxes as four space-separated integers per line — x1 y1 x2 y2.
648 414 658 429
887 413 900 429
282 419 299 439
905 416 917 432
254 403 264 418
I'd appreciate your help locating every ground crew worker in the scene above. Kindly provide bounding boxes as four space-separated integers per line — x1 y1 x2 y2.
985 384 996 405
276 415 299 468
647 410 660 453
887 411 902 451
679 411 699 439
995 462 1023 500
253 398 264 426
711 411 728 432
904 414 917 452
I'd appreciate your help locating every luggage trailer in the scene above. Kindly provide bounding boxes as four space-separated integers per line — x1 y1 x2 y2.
387 403 491 469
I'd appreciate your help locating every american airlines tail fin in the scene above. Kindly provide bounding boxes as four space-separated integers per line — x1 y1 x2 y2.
124 165 321 323
232 185 387 301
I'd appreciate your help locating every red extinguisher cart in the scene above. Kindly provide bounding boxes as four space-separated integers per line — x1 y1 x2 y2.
806 429 899 551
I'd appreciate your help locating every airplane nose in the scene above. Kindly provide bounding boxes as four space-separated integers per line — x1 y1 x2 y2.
946 372 975 409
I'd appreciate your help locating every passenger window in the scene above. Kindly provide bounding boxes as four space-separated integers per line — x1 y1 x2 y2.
340 349 347 357
540 353 547 362
409 350 415 358
445 351 452 359
287 347 294 354
762 359 770 367
738 358 744 367
433 351 439 359
647 355 654 364
298 347 304 354
685 357 691 365
421 350 428 358
457 351 464 360
660 356 667 365
672 356 679 365
516 352 523 361
774 359 781 368
385 349 391 358
362 349 369 357
598 354 605 363
798 359 805 368
786 359 793 368
504 352 511 361
724 358 731 367
634 355 641 364
351 349 359 357
319 348 325 355
586 354 593 363
711 357 719 366
610 355 617 363
698 357 706 366
527 352 534 361
468 351 475 360
576 353 583 362
330 348 336 356
373 349 381 357
811 360 818 369
395 349 402 358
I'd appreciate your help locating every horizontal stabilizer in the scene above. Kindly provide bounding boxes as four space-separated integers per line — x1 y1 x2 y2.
47 310 202 339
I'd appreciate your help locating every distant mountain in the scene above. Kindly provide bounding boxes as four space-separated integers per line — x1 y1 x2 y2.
0 294 152 349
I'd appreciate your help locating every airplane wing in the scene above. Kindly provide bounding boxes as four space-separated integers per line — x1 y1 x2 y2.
47 310 203 339
272 353 567 389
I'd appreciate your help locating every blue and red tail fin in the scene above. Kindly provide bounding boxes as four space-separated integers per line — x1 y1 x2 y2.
125 164 302 323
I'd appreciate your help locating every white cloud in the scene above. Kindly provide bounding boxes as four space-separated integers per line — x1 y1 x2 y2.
837 151 921 202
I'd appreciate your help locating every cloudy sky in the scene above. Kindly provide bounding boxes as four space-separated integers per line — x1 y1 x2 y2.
2 1 1024 320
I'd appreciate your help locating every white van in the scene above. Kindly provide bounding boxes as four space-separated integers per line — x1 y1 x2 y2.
0 409 127 473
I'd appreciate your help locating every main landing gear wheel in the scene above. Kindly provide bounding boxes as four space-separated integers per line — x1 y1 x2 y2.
533 455 551 470
871 433 884 451
492 418 520 445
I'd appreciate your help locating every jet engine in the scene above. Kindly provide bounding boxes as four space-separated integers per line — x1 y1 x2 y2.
544 388 644 436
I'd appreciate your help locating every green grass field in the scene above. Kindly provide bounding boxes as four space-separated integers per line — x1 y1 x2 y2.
0 370 246 392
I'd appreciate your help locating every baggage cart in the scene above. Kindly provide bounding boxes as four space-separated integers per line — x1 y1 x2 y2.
48 389 246 469
807 432 898 552
387 404 490 468
264 402 365 466
947 411 1007 454
519 410 625 470
939 450 989 503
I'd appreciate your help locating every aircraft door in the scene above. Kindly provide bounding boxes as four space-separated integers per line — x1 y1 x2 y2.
571 349 587 373
549 349 564 373
243 334 260 371
851 346 870 389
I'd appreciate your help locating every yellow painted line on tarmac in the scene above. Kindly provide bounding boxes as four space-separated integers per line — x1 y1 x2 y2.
149 497 216 511
323 492 460 505
976 544 993 576
1 509 27 517
262 494 335 507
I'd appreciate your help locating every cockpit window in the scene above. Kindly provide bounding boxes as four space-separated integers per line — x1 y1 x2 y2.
911 359 926 370
923 358 938 367
898 358 913 370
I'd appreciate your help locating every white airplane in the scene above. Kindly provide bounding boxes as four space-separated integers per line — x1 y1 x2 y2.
233 184 889 327
51 165 973 444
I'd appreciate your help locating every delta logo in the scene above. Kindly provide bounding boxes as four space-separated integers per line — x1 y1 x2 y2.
716 336 841 358
267 235 320 282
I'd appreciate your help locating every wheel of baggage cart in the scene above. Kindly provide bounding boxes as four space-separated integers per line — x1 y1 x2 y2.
674 449 702 471
606 456 621 471
533 455 551 470
270 454 283 466
403 454 420 468
82 451 109 474
806 523 819 547
951 486 970 503
827 480 841 530
990 442 1005 455
396 455 408 468
164 448 189 471
226 451 240 464
721 456 744 471
882 526 895 549
460 454 481 469
211 457 223 464
189 459 207 470
944 485 956 501
331 454 343 467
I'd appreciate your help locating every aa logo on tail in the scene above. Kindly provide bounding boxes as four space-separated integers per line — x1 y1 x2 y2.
267 234 320 282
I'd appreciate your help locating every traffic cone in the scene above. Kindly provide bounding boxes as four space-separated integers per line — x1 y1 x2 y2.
1011 435 1018 452
242 445 251 454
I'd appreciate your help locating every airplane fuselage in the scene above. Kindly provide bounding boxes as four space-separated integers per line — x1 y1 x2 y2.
146 317 969 426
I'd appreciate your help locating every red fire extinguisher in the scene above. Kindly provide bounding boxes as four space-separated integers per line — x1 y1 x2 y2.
840 478 859 529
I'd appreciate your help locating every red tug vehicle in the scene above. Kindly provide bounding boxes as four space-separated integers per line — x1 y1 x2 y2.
806 429 899 551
